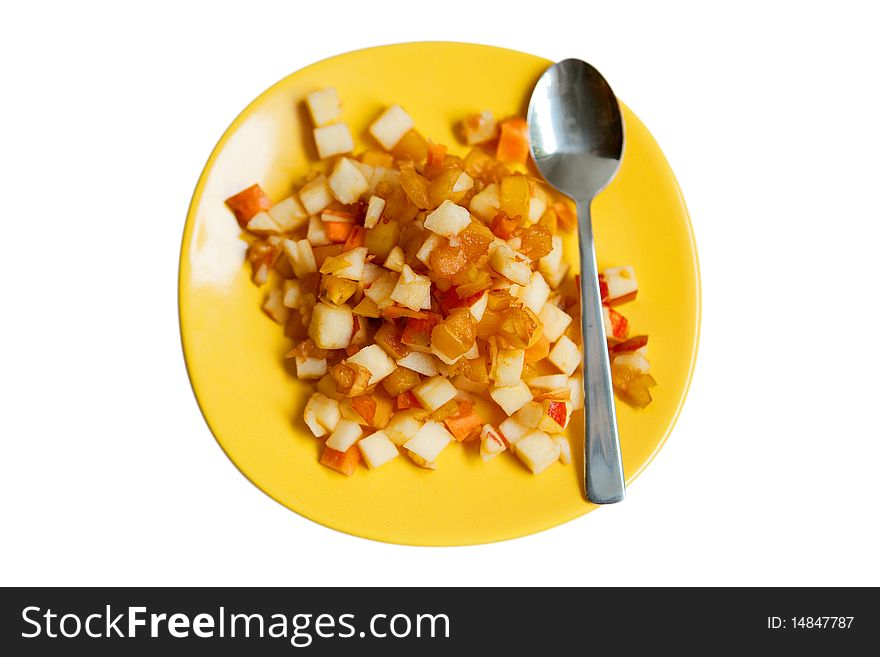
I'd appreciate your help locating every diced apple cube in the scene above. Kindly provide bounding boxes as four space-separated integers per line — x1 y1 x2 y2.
358 431 399 469
613 351 650 373
468 183 500 221
538 400 571 433
603 266 638 303
569 375 584 411
364 195 386 229
452 171 474 193
390 265 431 311
553 435 572 465
539 302 573 343
498 416 530 451
321 246 367 281
246 210 282 235
325 419 364 452
404 420 453 464
544 261 570 289
488 243 532 285
314 123 354 160
489 381 533 416
517 271 551 314
384 409 425 446
368 166 400 194
383 245 405 272
468 292 488 322
369 104 415 150
539 235 563 275
396 351 439 377
361 263 384 285
305 87 342 126
424 200 471 237
268 196 308 231
303 393 341 438
298 175 333 215
308 301 354 349
603 306 629 341
282 238 318 278
452 373 489 394
307 215 331 246
515 430 561 474
327 157 369 205
364 271 399 309
282 279 302 308
479 424 507 461
262 289 289 324
415 233 444 267
527 374 569 390
412 375 457 411
528 188 548 223
295 356 327 380
346 344 396 385
491 349 524 387
512 401 544 428
548 335 581 376
462 111 498 145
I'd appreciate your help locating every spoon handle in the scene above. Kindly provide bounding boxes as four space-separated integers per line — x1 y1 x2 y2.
576 200 626 504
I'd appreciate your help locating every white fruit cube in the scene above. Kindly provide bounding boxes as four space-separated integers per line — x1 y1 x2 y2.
364 195 386 229
269 196 308 232
321 209 356 223
415 233 444 267
368 166 399 194
328 157 369 204
515 430 561 474
613 352 650 373
480 424 507 461
339 399 366 425
384 410 425 446
307 215 331 246
369 104 415 150
308 302 354 350
303 393 341 438
527 374 569 390
262 289 289 324
539 302 573 343
383 245 405 273
282 279 302 308
548 335 581 376
404 420 453 463
468 183 500 221
313 123 354 160
489 381 533 416
363 271 399 309
298 175 333 215
323 246 367 281
569 375 584 411
512 401 544 428
390 264 431 311
492 349 524 387
518 271 551 314
358 431 399 469
396 351 439 377
463 111 497 145
467 292 488 321
489 243 532 286
553 436 572 465
325 419 363 452
544 261 570 289
424 200 471 237
528 188 548 222
282 238 318 278
498 416 530 451
539 235 563 277
345 344 396 385
412 375 457 411
453 171 474 193
360 263 384 285
603 266 638 302
295 356 327 380
305 87 342 126
246 211 281 235
538 401 572 433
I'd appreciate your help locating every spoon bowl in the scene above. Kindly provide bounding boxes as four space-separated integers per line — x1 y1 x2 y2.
528 59 627 504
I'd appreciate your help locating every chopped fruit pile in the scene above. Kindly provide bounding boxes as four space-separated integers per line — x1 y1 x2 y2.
226 88 655 477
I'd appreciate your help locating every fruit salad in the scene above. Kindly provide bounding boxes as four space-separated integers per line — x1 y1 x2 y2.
225 87 655 476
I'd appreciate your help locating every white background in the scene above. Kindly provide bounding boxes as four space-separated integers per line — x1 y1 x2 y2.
1 0 878 586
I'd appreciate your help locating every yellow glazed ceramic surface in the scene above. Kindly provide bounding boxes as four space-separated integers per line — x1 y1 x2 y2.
179 43 700 546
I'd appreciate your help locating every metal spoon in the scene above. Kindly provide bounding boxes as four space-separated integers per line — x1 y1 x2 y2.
527 59 626 504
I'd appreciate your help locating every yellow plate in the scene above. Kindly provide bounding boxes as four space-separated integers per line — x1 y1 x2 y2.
179 42 700 546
